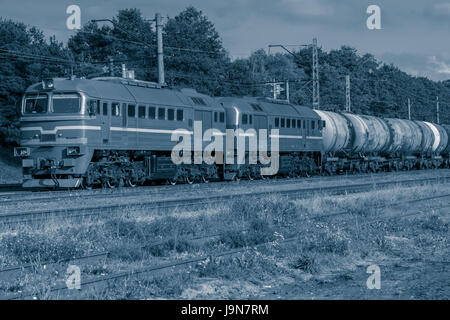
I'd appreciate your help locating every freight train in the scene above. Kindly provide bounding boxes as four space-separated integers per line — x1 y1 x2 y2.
13 76 450 188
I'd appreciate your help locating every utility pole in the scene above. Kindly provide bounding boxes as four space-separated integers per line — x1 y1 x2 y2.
436 96 440 124
156 13 165 86
345 75 351 112
272 79 277 100
109 57 114 76
268 40 318 108
312 38 320 109
285 80 290 103
407 98 411 120
122 64 126 78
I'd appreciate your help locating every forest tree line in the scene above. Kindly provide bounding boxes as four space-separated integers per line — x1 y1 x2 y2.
1 6 450 145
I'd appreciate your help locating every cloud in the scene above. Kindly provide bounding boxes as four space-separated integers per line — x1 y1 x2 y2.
280 0 334 17
429 56 450 75
377 52 450 81
429 2 450 16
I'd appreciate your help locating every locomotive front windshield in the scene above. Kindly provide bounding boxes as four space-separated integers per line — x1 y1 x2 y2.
52 93 81 113
24 94 48 114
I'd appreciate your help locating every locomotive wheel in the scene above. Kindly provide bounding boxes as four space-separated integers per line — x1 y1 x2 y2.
126 178 138 188
185 176 194 185
168 178 177 185
232 173 240 182
247 172 254 181
301 171 310 178
81 178 93 190
105 179 118 189
201 175 210 183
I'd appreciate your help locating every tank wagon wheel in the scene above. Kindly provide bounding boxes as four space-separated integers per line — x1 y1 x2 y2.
201 175 210 183
232 173 241 182
404 162 411 171
247 172 255 181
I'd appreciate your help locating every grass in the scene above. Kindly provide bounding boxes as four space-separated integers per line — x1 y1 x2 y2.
0 147 21 184
0 181 449 299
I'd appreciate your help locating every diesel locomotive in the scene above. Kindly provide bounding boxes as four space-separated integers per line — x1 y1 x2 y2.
13 76 450 188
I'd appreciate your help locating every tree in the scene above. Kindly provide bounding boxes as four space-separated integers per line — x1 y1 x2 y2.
68 8 155 79
0 19 72 144
163 6 230 95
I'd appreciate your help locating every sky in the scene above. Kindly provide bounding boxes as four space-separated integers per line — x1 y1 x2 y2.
1 0 450 81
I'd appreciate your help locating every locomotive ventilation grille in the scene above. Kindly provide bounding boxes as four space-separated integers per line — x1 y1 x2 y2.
41 134 56 142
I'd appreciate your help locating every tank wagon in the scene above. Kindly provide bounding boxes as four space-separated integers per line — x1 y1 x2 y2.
315 110 449 174
13 76 450 188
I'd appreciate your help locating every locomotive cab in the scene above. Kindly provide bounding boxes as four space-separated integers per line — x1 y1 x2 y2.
15 78 97 188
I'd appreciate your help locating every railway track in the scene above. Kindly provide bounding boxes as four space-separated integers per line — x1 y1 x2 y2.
1 174 450 224
0 183 23 193
1 169 448 204
1 190 449 299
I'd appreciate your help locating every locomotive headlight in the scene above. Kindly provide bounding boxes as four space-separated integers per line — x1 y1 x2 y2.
41 78 54 90
67 146 81 156
14 147 30 157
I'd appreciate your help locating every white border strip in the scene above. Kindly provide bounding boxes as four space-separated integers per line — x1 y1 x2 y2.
20 126 322 140
20 126 101 134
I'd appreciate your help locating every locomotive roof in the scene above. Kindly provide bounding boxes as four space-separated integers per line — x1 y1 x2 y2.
25 78 223 110
218 96 320 119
